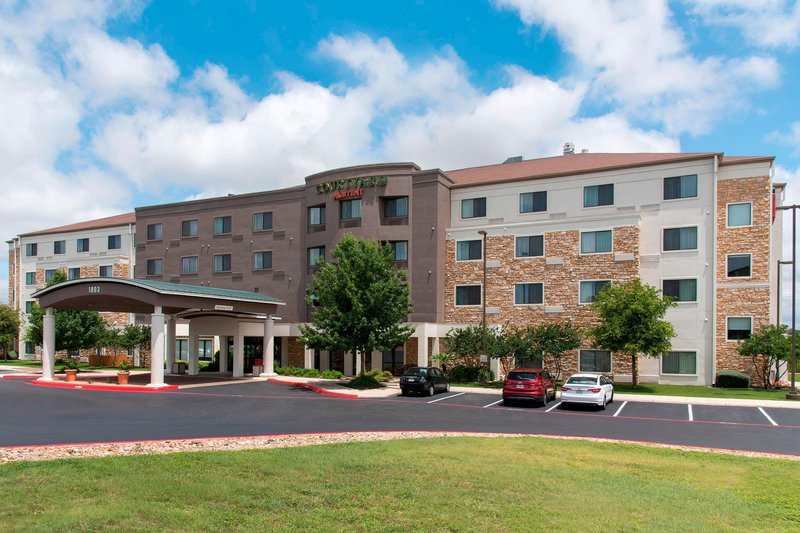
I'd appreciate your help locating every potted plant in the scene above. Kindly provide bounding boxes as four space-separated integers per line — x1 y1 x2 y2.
63 357 79 382
117 359 130 385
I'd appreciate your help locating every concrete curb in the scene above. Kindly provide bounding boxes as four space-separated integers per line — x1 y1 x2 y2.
29 380 179 393
267 377 358 399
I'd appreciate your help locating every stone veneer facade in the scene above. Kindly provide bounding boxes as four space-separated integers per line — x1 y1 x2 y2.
446 226 640 378
715 176 773 379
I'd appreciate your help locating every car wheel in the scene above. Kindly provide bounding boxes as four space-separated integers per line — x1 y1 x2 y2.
541 392 548 407
428 384 435 397
600 395 607 410
502 398 512 407
400 389 408 397
609 391 614 404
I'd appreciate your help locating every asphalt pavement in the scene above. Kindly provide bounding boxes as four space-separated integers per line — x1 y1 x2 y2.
1 377 798 456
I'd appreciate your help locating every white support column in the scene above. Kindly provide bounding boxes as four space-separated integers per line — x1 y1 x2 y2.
344 351 354 377
233 322 244 378
304 347 314 369
417 333 429 368
263 317 276 376
220 336 229 374
432 336 440 357
149 306 166 387
188 322 199 376
371 350 382 373
165 316 176 372
38 308 56 381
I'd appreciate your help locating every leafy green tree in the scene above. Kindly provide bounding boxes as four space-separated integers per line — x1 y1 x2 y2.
0 304 21 360
589 278 676 388
119 324 151 366
737 324 790 389
528 322 582 380
299 235 414 376
444 324 497 368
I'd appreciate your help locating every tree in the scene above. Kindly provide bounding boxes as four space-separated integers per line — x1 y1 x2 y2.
737 324 790 389
589 278 676 388
299 235 414 376
528 322 582 380
0 304 20 360
444 324 496 368
119 324 151 366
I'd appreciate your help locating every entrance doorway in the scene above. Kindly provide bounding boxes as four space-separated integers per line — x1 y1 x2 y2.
226 337 283 373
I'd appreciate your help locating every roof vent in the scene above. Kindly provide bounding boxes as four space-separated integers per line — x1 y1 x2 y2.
503 156 523 164
581 149 589 154
563 142 575 155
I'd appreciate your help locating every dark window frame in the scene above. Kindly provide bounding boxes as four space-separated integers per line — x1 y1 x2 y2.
461 197 487 219
519 191 547 213
515 282 544 305
455 285 482 306
583 184 614 208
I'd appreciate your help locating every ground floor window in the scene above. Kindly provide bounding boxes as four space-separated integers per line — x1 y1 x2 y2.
176 339 189 360
199 339 213 361
662 351 696 375
24 341 35 355
579 350 611 373
382 346 405 375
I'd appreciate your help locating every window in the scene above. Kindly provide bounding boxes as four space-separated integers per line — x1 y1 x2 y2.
107 235 121 250
147 223 163 240
25 243 37 256
580 350 611 372
461 197 486 219
146 259 163 276
181 256 198 274
389 241 408 261
181 219 198 237
727 202 752 227
53 240 65 254
253 212 273 231
456 240 482 261
309 205 326 226
580 280 610 304
340 199 362 220
727 317 752 340
68 267 80 280
175 339 188 361
515 283 543 305
382 345 405 374
24 341 35 355
25 301 35 314
214 216 232 235
727 254 751 277
25 272 35 286
663 174 698 200
515 235 544 258
76 238 89 252
213 254 232 272
384 197 408 218
308 246 325 267
99 265 112 277
581 230 612 254
44 269 57 283
662 351 697 374
584 184 614 207
199 339 214 361
253 251 273 270
663 227 697 251
520 191 547 213
455 285 482 306
663 279 697 302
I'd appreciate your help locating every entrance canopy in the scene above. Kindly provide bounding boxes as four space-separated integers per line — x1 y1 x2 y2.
32 278 285 387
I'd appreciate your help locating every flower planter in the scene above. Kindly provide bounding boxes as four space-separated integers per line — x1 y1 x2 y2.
64 369 78 382
117 372 130 385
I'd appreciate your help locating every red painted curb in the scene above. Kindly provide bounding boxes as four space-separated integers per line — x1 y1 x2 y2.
1 374 40 379
29 380 178 393
267 377 358 399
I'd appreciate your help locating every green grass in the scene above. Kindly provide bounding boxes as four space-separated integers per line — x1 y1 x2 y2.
613 383 792 401
450 380 504 389
0 437 797 532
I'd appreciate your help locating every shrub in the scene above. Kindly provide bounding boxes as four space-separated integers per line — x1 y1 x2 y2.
446 365 483 383
347 374 383 389
364 369 393 382
321 369 344 379
7 351 18 360
715 370 751 388
199 359 219 372
275 366 321 378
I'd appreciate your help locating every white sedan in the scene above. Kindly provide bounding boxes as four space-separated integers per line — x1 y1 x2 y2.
560 373 614 409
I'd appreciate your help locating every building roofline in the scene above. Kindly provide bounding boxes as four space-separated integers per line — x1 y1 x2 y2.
304 162 422 182
135 184 306 212
19 213 136 238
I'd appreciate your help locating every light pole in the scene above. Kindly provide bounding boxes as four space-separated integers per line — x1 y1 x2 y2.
777 204 799 400
777 259 792 382
478 230 487 327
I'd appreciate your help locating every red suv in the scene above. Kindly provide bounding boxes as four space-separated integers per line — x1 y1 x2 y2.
502 368 557 406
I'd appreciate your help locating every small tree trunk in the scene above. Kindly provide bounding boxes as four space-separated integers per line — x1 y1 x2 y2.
631 353 638 389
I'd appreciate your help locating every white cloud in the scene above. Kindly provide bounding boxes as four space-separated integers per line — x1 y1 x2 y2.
493 0 780 134
688 0 800 49
768 122 800 155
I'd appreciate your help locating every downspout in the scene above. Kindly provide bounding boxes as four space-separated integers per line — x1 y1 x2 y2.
711 155 718 385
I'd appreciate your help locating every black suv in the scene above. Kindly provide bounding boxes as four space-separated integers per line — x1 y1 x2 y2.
399 367 450 396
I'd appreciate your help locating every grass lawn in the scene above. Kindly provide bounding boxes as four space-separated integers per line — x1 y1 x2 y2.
613 383 792 401
1 437 798 532
450 380 504 388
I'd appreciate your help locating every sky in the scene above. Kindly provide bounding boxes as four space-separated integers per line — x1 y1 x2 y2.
2 0 800 321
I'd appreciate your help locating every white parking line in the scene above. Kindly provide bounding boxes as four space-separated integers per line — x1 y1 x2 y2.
612 401 627 417
545 402 561 412
688 404 694 421
483 399 503 408
428 392 466 404
758 407 778 426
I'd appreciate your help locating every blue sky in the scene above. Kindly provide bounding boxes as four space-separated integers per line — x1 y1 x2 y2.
3 0 800 316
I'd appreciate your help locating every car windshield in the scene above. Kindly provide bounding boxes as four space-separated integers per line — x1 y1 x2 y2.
508 372 538 381
405 367 427 376
566 376 598 385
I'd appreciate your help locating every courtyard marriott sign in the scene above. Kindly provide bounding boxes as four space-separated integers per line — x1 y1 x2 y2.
316 175 388 200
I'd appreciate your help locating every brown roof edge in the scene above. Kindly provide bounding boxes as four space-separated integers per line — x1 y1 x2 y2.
20 212 136 238
718 155 775 166
304 162 422 182
135 183 306 213
413 168 457 185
